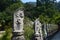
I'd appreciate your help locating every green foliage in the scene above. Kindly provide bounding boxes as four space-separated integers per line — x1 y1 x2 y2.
24 2 37 21
1 28 12 40
36 0 60 24
39 15 51 23
0 0 23 39
0 0 60 40
24 25 34 40
0 0 23 30
0 0 23 11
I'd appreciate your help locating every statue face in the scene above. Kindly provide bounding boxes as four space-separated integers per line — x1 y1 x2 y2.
15 12 24 18
17 18 21 24
15 13 19 17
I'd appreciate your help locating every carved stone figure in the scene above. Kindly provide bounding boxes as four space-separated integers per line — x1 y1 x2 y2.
34 18 43 40
13 10 24 32
12 9 25 40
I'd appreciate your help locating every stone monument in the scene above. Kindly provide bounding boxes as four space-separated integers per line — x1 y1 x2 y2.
12 9 25 40
34 18 43 40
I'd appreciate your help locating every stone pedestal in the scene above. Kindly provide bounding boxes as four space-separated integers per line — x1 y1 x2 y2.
12 32 25 40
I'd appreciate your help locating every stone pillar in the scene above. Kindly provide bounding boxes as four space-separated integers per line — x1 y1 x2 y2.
12 9 25 40
34 19 43 40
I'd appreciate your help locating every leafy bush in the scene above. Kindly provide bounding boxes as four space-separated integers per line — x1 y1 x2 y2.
1 28 12 40
24 25 34 40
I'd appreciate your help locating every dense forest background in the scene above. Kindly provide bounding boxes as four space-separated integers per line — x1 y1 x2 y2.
0 0 60 40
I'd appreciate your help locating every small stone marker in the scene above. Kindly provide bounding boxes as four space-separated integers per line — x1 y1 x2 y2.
34 18 43 40
12 9 25 40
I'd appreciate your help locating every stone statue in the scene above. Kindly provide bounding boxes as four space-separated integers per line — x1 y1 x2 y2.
34 18 43 40
12 9 25 40
13 10 24 32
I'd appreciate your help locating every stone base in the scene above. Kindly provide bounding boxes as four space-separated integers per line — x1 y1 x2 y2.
12 35 25 40
12 32 25 40
35 36 43 40
13 32 24 36
35 34 43 40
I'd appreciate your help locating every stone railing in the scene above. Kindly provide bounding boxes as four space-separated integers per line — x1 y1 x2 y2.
43 24 58 40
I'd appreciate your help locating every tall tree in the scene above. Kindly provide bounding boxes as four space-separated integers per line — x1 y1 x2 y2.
36 0 57 23
0 0 23 30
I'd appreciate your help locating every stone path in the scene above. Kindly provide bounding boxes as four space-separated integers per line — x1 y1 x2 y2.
51 31 60 40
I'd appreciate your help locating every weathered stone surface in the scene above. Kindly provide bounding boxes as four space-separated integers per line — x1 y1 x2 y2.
12 35 25 40
44 24 48 38
13 9 24 32
12 9 25 40
34 18 43 40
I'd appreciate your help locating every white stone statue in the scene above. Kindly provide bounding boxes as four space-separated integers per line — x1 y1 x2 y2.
12 9 25 40
13 10 24 32
34 19 41 35
34 18 43 40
